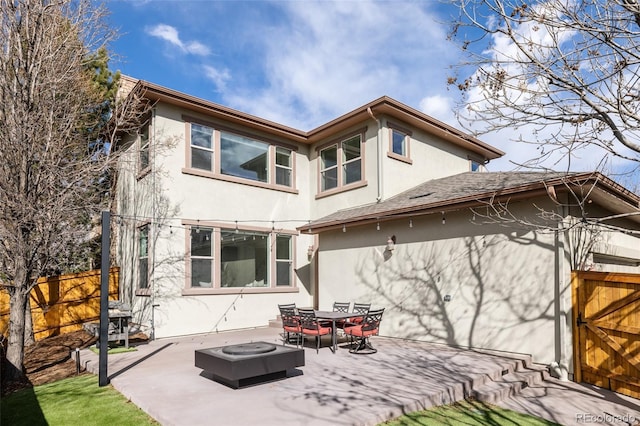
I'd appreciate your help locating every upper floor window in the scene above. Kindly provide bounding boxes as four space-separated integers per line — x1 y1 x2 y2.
190 123 214 171
392 129 407 156
220 132 268 182
387 123 412 163
185 120 295 191
139 123 150 172
275 147 292 186
469 157 484 172
319 132 363 193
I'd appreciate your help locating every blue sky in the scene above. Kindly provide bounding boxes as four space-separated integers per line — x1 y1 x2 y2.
105 0 636 181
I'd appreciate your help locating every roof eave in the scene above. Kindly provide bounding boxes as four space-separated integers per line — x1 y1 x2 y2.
138 80 309 143
307 96 504 160
300 172 640 234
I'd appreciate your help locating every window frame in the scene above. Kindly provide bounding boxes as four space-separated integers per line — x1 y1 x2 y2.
387 122 412 164
469 156 485 172
137 223 150 294
189 123 215 172
183 117 298 194
137 122 152 178
316 129 367 197
188 226 214 288
182 221 298 294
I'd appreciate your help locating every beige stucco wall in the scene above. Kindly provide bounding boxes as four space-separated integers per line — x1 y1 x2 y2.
308 115 479 219
116 103 317 339
314 196 640 371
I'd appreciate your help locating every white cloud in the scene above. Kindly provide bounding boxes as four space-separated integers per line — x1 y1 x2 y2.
202 65 231 92
419 95 455 124
220 1 458 130
146 24 210 56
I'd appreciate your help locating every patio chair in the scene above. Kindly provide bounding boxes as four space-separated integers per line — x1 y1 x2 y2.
348 302 371 325
298 308 332 353
278 304 301 347
332 302 351 330
344 308 384 354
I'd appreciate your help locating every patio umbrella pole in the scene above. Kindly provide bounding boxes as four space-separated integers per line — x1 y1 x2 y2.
99 210 110 387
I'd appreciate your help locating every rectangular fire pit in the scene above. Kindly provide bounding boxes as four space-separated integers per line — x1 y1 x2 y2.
195 342 304 389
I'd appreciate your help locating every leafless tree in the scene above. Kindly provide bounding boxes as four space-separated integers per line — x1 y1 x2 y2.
449 0 640 175
0 0 145 382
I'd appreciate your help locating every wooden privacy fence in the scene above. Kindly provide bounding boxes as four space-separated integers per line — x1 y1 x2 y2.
572 270 640 399
0 267 119 341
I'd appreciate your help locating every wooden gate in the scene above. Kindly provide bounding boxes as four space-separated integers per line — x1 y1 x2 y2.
572 271 640 399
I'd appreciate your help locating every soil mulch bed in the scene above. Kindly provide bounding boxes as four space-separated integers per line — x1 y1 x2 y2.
1 330 147 396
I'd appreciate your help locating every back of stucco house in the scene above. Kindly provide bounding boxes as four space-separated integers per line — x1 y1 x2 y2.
114 76 640 382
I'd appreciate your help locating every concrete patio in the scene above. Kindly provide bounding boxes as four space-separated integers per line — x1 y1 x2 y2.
81 327 639 426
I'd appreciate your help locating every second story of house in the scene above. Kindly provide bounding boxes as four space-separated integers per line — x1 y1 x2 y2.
116 77 504 222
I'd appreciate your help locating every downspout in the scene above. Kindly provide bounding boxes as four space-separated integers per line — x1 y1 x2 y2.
150 107 157 341
550 196 569 381
367 107 383 202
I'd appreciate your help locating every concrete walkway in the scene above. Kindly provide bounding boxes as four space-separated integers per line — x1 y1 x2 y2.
81 327 639 426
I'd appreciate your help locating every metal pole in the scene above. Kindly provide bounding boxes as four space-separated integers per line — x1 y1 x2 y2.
99 210 110 386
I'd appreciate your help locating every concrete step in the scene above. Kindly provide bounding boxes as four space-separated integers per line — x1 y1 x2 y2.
472 362 550 404
268 315 283 328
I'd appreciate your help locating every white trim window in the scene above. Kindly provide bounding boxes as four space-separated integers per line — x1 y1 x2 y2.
387 122 412 163
138 224 149 289
186 225 295 291
190 227 213 288
186 121 295 190
139 123 150 172
275 147 293 187
275 235 292 287
319 132 363 192
320 145 338 191
391 129 407 157
190 123 214 171
220 131 269 182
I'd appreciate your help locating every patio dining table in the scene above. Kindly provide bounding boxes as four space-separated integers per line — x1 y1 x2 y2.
313 310 354 353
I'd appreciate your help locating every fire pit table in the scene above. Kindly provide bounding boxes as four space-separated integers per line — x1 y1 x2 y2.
195 342 304 388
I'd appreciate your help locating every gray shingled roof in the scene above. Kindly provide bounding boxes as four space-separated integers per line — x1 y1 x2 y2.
304 171 587 231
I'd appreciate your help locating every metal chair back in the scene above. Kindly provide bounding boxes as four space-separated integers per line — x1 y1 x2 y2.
332 302 350 313
297 308 321 330
352 302 371 316
279 306 299 329
361 308 384 333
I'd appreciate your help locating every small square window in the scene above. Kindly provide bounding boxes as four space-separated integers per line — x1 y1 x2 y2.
391 129 407 157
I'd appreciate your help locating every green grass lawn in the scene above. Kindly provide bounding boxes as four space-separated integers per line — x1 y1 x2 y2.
3 374 559 426
380 400 560 425
1 374 157 426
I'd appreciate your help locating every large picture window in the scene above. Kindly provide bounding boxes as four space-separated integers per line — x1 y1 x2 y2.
319 132 363 193
186 121 295 190
186 225 295 291
221 230 268 287
220 132 269 182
